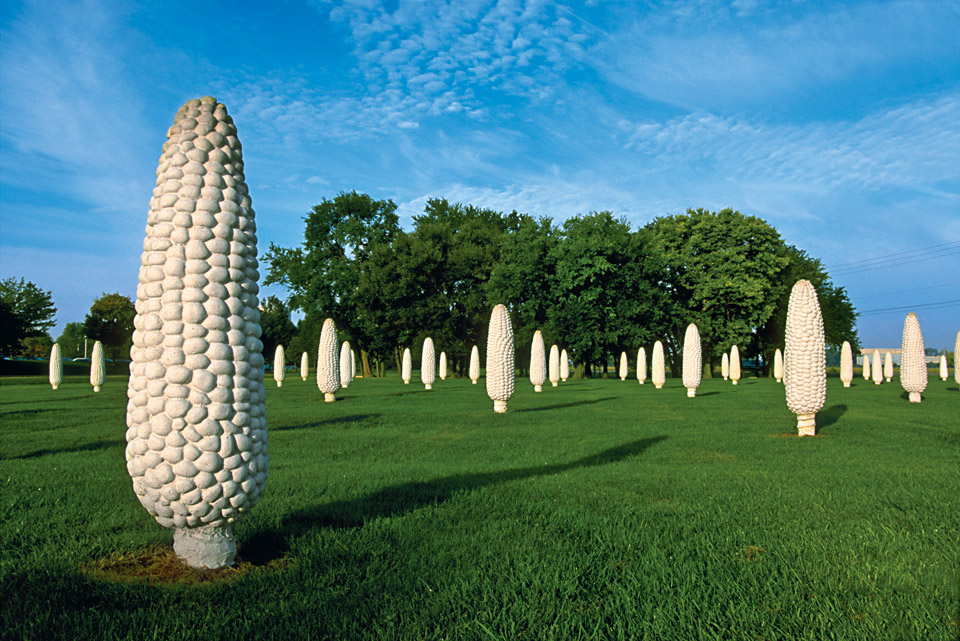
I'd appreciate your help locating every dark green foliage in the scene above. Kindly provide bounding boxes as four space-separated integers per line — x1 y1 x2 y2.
0 277 57 357
83 293 135 360
259 296 296 363
2 374 957 640
57 322 87 360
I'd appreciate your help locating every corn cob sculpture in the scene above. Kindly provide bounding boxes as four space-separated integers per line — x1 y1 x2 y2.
317 318 340 402
682 324 701 397
486 304 514 412
549 344 560 387
774 348 783 383
872 349 883 385
560 349 569 381
862 351 871 381
91 340 105 392
339 341 351 389
637 347 646 384
840 341 853 387
652 341 665 389
900 313 926 402
721 352 729 380
300 351 309 381
49 343 62 390
421 337 436 389
126 97 267 568
402 347 412 384
619 351 628 381
439 352 447 380
884 351 893 383
273 345 285 387
729 345 741 386
784 279 826 436
530 330 546 392
469 345 480 384
939 355 948 382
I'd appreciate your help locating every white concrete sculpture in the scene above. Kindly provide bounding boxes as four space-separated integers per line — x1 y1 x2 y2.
721 352 729 381
317 318 340 402
840 341 853 388
549 344 560 387
682 324 702 397
730 345 741 386
872 349 883 385
49 343 62 390
300 351 308 381
619 351 628 381
421 337 436 389
652 341 665 389
773 348 783 383
884 351 893 383
339 341 351 389
486 304 515 413
530 330 546 392
125 96 267 569
273 345 285 387
939 355 948 381
91 340 105 392
469 345 480 384
560 349 569 381
900 313 926 403
439 351 447 380
637 347 646 384
784 280 826 436
862 351 871 381
402 347 412 384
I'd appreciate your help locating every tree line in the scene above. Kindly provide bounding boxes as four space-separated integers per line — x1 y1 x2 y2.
265 192 859 378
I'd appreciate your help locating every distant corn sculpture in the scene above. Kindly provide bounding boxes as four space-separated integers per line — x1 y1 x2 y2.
317 318 340 402
773 348 783 383
637 347 646 384
469 345 480 384
682 324 702 397
402 348 412 384
549 344 560 387
273 345 285 387
872 349 883 385
421 337 436 390
49 343 62 390
652 341 665 389
530 330 546 392
840 341 853 388
486 304 515 413
729 345 741 386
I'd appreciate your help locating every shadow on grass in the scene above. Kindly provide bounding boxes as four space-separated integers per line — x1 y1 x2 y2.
3 439 125 461
818 404 847 432
241 435 668 564
695 392 721 397
0 395 95 406
270 414 382 433
516 397 616 413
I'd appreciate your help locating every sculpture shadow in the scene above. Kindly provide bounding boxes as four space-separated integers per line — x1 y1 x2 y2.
270 414 382 433
817 404 847 432
516 397 616 413
240 435 668 564
695 392 721 397
0 395 93 406
3 439 125 461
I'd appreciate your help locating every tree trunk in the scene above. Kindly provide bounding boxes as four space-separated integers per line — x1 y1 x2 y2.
361 350 373 378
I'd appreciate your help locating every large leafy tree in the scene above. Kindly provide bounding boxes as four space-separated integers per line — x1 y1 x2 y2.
57 322 86 359
264 191 400 376
646 209 789 376
259 296 297 365
83 293 135 360
0 277 57 357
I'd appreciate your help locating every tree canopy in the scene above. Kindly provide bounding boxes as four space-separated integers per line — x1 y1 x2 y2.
83 293 135 359
0 277 57 357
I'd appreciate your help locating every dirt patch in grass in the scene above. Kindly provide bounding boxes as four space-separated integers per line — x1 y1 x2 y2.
80 545 293 586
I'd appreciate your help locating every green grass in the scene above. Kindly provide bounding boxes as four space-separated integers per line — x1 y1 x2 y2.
1 373 957 640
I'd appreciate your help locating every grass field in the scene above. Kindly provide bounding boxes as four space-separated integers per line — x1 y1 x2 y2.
1 371 957 640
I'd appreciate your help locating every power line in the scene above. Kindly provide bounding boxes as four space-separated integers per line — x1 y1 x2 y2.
853 281 960 300
858 299 960 315
832 248 960 277
827 240 960 269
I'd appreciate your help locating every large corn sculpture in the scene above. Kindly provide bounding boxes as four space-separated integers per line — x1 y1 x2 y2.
900 313 926 403
421 337 436 389
273 345 285 387
317 318 340 402
549 344 560 387
49 343 62 390
784 280 826 436
682 324 701 397
530 330 546 392
652 341 665 389
126 97 266 568
486 304 515 413
840 341 853 387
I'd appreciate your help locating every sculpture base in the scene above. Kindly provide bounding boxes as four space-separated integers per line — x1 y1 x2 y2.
324 393 336 402
534 385 542 392
551 382 558 387
301 377 307 382
942 377 949 382
797 413 816 436
620 376 626 381
173 525 236 569
424 384 432 390
493 400 507 413
561 378 567 382
775 378 782 383
403 379 410 384
909 392 922 403
843 382 851 387
638 380 644 385
276 381 282 387
732 380 738 386
722 376 728 381
885 377 891 382
686 388 696 397
51 384 59 390
93 386 100 392
654 384 663 389
874 381 881 385
472 380 478 384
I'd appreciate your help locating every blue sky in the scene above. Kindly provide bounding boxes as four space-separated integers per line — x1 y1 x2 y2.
1 0 958 350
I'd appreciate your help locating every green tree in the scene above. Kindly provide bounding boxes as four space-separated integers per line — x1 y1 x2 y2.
0 277 57 357
259 296 297 365
57 322 87 359
19 334 53 358
264 191 400 376
83 293 135 360
646 209 790 376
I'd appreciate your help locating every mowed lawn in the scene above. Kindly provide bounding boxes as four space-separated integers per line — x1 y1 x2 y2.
0 371 957 641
